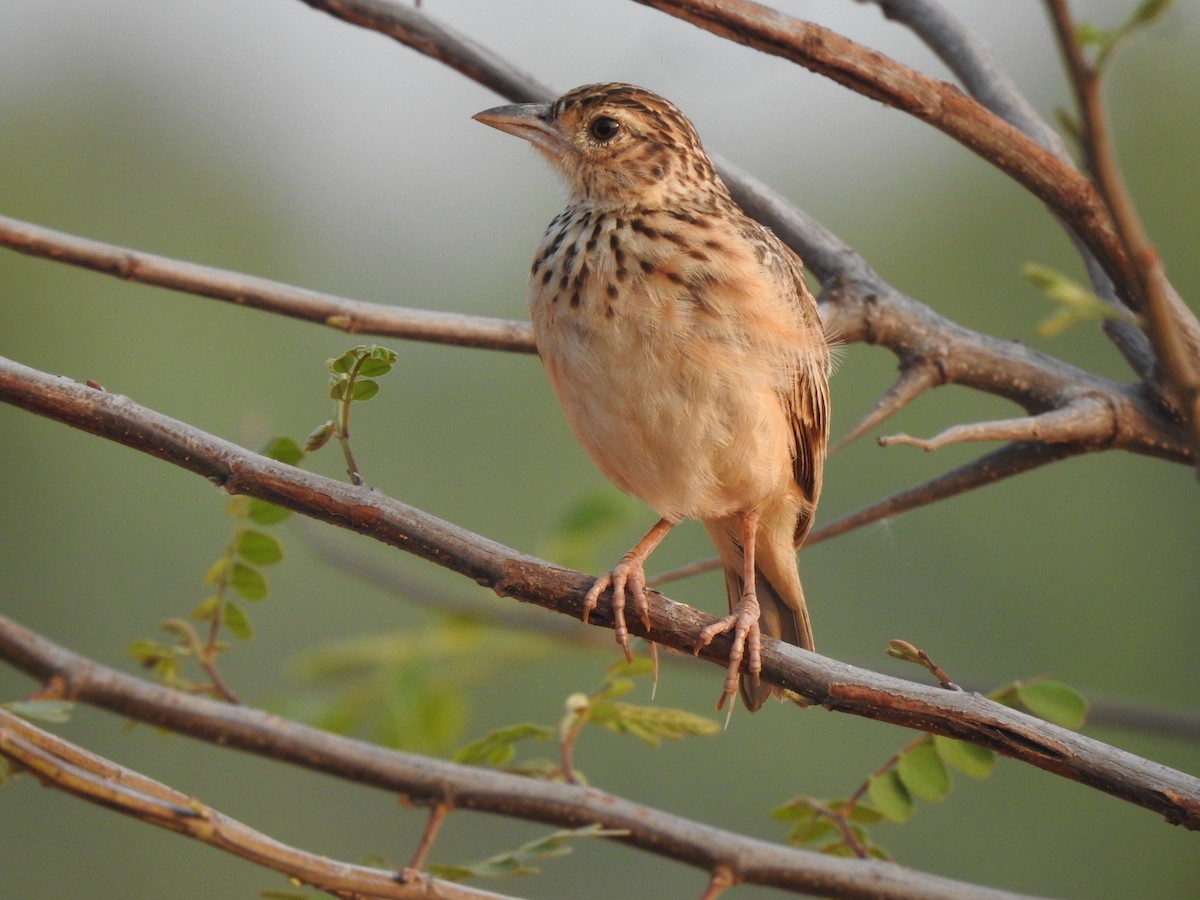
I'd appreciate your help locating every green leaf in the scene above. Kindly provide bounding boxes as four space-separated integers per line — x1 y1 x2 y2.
788 817 839 846
453 724 555 767
367 345 398 363
932 735 997 779
827 799 885 826
1075 22 1111 46
1016 680 1088 729
606 657 655 681
357 358 393 377
1133 0 1174 23
867 770 914 823
350 378 380 401
222 601 254 640
235 530 283 566
429 825 627 882
896 739 952 802
247 498 291 526
4 699 74 724
328 376 350 401
230 562 268 601
262 436 304 466
1023 263 1137 337
191 595 221 621
587 702 719 746
202 556 231 586
328 351 358 375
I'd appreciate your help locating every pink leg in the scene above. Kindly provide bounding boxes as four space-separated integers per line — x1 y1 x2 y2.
583 518 673 662
695 511 763 711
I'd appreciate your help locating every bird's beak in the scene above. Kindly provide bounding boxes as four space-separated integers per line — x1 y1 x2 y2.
473 102 567 158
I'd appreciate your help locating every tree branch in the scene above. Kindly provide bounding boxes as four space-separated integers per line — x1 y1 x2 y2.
862 0 1155 376
1043 0 1200 447
628 0 1154 308
0 214 534 354
2 356 1197 830
0 620 1045 900
0 711 512 900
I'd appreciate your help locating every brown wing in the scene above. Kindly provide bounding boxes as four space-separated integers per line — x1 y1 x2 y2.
769 235 831 545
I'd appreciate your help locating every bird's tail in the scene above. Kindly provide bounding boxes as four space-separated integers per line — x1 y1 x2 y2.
708 517 814 711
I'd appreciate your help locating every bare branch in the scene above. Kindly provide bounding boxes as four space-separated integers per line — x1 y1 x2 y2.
833 363 941 451
0 620 1048 900
0 710 513 900
630 0 1149 312
808 441 1080 546
879 396 1113 452
2 357 1198 829
1043 0 1200 447
0 214 534 354
862 0 1155 375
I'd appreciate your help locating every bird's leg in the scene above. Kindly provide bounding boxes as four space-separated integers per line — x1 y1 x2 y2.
695 511 763 711
583 517 673 662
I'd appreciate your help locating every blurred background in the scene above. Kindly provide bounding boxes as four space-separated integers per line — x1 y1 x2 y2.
1 1 1197 897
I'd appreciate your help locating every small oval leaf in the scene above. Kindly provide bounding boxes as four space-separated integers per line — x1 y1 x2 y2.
230 562 268 601
896 739 951 802
262 436 304 466
350 379 380 401
867 770 913 823
1016 680 1088 729
223 601 254 640
933 735 997 779
247 498 292 526
236 530 283 566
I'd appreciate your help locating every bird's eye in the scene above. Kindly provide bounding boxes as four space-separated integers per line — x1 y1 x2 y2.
588 116 621 142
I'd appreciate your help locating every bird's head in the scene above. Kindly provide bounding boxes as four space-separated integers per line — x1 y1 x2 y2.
473 83 727 210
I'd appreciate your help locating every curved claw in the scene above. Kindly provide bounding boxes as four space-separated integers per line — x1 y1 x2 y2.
694 592 763 711
583 555 652 663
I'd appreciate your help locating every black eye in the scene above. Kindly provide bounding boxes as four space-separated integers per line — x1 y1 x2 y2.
588 116 621 142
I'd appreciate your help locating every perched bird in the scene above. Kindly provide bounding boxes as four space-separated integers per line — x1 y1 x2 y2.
474 84 830 711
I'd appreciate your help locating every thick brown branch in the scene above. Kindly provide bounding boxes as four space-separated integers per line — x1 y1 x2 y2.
1 357 1198 829
0 620 1042 900
0 711 510 900
0 214 534 354
631 0 1147 310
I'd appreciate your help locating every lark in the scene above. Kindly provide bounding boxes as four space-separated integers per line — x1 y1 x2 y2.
475 84 830 711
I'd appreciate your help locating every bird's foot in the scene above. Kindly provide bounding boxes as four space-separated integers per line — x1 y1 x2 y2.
694 591 763 712
583 553 653 663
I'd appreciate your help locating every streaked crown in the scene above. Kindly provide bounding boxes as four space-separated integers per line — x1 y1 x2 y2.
474 83 731 210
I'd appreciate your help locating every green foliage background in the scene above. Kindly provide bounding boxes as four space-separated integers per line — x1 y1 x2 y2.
1 2 1197 897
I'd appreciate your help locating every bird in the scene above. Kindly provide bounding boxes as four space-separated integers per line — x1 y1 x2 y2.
474 84 830 712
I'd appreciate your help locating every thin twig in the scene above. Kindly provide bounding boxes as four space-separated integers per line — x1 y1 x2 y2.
1043 0 1200 449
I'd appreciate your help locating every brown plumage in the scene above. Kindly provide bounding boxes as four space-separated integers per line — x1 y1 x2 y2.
475 84 830 711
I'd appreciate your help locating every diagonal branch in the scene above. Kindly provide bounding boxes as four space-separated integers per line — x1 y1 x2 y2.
629 0 1153 313
0 711 511 900
0 620 1047 900
808 441 1080 546
2 356 1198 830
833 362 941 451
862 0 1155 376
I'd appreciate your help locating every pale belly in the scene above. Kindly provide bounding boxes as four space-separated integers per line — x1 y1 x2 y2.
534 308 795 523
